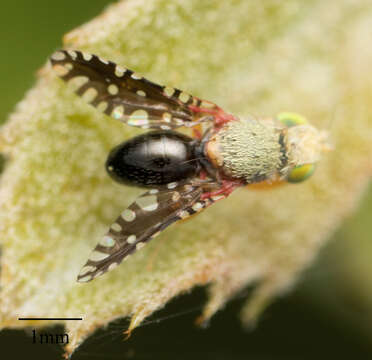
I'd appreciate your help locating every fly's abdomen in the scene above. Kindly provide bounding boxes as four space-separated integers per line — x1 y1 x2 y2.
106 131 199 187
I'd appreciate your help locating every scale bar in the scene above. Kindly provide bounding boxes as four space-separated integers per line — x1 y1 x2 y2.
18 317 83 321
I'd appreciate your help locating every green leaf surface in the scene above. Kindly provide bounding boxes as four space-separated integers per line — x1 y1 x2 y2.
1 0 372 355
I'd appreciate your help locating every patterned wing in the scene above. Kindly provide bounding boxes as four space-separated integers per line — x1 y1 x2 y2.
50 49 220 130
77 181 217 282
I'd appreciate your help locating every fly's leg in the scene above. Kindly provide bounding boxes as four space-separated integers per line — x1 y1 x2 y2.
200 180 243 200
188 105 237 127
192 124 203 139
145 236 166 272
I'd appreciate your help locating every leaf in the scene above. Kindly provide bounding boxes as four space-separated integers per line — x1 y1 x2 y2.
1 0 372 356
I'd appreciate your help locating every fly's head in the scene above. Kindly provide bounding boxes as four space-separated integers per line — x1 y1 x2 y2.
277 112 330 183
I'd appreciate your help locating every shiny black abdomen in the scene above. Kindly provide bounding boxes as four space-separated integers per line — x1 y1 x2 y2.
106 131 200 187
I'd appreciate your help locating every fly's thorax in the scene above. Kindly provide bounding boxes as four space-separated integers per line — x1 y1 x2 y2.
207 118 285 183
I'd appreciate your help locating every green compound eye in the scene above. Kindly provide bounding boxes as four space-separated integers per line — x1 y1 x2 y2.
278 112 308 127
287 164 316 183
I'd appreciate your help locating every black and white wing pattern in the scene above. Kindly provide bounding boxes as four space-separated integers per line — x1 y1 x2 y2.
50 49 220 130
77 181 215 282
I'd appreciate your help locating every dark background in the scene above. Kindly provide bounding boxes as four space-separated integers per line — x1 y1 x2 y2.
1 1 372 359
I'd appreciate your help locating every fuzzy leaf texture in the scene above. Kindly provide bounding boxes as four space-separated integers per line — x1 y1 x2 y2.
1 0 372 356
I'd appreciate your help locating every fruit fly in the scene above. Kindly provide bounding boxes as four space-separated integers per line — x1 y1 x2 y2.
50 49 329 283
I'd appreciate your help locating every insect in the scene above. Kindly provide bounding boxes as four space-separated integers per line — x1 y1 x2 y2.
50 49 329 283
